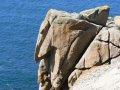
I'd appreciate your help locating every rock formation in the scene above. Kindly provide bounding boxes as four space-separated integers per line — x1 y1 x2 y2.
34 6 120 90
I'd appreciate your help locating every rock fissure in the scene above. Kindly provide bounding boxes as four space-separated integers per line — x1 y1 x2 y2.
108 30 111 64
96 39 120 49
110 53 120 59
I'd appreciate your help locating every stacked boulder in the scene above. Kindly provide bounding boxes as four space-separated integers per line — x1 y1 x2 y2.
34 6 120 90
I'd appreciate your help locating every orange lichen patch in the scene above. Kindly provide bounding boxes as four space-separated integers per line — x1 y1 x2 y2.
99 6 110 10
81 65 110 77
80 69 90 76
89 66 97 70
80 66 98 76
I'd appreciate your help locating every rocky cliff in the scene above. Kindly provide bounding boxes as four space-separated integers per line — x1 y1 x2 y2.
34 6 120 90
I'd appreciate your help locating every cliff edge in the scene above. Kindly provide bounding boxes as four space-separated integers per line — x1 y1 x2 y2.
34 6 120 90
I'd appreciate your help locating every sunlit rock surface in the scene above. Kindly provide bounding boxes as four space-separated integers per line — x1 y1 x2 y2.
34 6 120 90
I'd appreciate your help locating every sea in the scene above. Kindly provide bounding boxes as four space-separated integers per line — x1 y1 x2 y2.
0 0 120 90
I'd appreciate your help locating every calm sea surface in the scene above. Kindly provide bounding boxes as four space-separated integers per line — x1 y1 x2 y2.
0 0 120 90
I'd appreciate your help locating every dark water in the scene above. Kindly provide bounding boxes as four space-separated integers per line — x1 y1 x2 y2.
0 0 120 90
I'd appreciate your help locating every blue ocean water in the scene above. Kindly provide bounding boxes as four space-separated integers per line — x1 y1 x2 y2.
0 0 120 90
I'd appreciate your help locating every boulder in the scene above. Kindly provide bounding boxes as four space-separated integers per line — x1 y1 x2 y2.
47 17 102 89
72 56 120 90
80 6 110 26
34 6 110 90
75 22 120 69
69 15 120 89
75 28 110 69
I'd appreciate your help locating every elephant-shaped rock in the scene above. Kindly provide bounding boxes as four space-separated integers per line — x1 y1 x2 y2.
34 6 110 90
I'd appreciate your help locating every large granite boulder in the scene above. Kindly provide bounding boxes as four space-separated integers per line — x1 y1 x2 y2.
75 19 120 69
34 6 111 90
69 17 120 88
80 6 110 26
72 56 120 90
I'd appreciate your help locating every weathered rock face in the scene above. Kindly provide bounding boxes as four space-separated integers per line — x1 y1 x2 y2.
34 6 120 90
69 19 120 88
80 6 109 26
71 56 120 90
